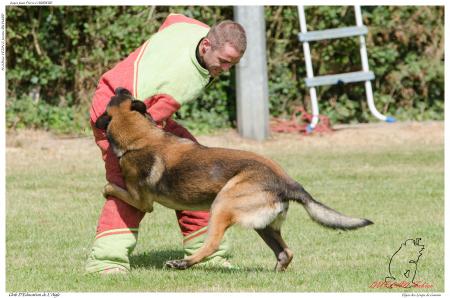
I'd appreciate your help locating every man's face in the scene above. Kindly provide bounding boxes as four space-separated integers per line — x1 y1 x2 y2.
200 39 242 78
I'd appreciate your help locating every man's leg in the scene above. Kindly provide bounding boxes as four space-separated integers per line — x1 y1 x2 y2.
165 119 232 268
85 119 146 274
85 197 145 273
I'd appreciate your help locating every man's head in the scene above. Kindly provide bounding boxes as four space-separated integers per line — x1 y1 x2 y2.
199 20 247 77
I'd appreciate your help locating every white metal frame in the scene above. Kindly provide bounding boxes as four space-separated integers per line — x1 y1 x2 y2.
298 5 395 132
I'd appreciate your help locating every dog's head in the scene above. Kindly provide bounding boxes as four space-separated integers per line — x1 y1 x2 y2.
95 87 155 131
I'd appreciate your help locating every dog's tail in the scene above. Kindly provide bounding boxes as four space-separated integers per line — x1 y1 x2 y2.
286 183 373 230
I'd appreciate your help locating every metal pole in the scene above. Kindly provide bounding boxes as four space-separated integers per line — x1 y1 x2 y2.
298 5 320 131
234 6 270 140
355 5 395 123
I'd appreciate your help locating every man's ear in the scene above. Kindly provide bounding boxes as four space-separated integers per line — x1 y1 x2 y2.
130 100 147 115
95 112 112 130
200 37 211 53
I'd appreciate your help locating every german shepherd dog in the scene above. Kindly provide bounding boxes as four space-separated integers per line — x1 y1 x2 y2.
95 87 373 271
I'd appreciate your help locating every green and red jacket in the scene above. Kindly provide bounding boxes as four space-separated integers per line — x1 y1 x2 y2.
90 13 211 125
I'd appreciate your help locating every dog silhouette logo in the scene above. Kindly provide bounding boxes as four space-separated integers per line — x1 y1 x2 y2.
385 238 425 288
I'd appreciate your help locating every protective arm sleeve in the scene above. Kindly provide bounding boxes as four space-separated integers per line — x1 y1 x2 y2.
144 94 181 124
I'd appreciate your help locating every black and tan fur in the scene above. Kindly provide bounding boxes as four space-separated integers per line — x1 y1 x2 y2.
95 87 373 271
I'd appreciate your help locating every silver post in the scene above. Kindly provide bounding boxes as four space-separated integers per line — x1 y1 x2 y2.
234 6 270 140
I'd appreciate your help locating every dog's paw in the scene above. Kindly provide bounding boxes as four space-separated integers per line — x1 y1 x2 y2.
103 183 115 199
165 259 189 270
144 206 154 213
138 204 154 213
140 202 154 213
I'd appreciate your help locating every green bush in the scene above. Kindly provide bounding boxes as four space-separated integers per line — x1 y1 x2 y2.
264 6 444 124
6 6 444 134
6 96 88 134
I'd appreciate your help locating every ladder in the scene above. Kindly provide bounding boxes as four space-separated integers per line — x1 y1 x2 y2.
297 5 395 132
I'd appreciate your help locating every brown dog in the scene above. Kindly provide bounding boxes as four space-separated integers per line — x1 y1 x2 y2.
95 87 373 271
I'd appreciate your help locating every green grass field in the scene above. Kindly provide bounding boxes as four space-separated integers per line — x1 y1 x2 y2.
6 122 444 292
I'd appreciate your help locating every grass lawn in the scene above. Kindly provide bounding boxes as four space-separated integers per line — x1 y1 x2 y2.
5 122 444 292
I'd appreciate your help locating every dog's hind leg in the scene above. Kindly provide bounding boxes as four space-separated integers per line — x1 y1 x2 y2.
165 201 233 270
255 226 293 272
165 175 252 270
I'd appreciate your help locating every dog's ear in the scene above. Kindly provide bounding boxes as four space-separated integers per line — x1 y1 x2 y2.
130 100 147 115
115 87 132 97
95 112 112 130
130 100 156 124
108 95 124 108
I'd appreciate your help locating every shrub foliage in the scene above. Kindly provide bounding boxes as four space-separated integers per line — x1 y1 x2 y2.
6 6 444 133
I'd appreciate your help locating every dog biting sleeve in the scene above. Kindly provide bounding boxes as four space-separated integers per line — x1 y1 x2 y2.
87 15 220 273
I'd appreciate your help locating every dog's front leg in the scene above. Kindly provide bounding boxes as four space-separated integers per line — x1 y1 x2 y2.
103 182 153 213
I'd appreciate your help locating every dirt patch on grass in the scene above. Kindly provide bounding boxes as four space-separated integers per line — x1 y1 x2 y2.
6 121 444 158
199 121 444 154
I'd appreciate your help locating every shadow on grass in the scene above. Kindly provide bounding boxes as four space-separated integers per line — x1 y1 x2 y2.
130 250 272 273
131 249 183 269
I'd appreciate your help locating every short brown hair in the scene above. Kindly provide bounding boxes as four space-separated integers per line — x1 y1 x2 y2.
206 20 247 55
